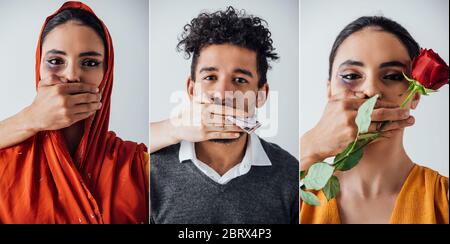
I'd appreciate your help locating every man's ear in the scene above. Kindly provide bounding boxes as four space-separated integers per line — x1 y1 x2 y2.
186 76 194 100
410 92 421 109
326 80 332 100
256 83 269 108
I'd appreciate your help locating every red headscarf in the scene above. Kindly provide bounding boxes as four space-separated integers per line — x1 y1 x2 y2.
0 1 148 224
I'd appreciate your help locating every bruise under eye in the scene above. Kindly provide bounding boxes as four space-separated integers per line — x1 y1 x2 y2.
337 73 362 86
46 57 64 66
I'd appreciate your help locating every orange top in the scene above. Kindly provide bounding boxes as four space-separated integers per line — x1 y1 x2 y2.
0 2 148 224
300 164 449 224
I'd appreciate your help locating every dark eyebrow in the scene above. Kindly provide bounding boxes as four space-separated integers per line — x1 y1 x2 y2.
79 51 103 57
45 49 66 56
44 49 102 57
234 68 253 78
199 67 218 73
379 61 407 69
339 59 364 68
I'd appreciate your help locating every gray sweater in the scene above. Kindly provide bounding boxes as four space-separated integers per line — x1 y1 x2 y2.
150 138 299 224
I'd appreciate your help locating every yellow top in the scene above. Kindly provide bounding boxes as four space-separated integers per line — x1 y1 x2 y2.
300 164 449 224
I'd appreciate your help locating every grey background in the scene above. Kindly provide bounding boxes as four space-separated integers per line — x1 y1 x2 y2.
0 0 149 146
150 0 299 158
300 0 449 176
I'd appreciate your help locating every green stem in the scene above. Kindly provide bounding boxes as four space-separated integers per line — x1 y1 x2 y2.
347 136 358 154
333 137 374 166
400 85 418 108
334 85 417 167
378 85 418 132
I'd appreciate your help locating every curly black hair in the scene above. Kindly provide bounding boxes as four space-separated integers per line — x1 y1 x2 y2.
177 6 279 87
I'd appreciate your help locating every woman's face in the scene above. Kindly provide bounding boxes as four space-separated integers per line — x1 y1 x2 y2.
40 21 105 87
329 27 418 108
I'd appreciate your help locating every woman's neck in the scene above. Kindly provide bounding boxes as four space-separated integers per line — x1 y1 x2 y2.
337 131 414 197
61 121 84 158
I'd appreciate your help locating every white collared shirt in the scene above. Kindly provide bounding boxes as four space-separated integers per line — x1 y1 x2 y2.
178 133 272 184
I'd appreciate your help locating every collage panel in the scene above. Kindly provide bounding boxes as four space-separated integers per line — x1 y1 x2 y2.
0 0 149 223
149 0 299 224
0 0 448 229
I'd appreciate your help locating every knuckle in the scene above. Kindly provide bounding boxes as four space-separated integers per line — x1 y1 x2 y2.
397 109 406 118
378 108 387 118
337 101 347 111
343 113 354 126
88 103 97 110
58 97 68 107
63 117 72 125
55 85 65 94
348 128 357 139
81 93 90 101
61 107 71 117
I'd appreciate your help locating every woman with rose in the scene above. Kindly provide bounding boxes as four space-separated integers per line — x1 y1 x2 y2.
300 16 448 224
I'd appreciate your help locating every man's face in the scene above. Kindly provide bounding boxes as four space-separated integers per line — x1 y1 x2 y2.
188 43 268 143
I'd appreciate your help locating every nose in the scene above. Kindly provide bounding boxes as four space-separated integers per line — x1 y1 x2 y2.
211 76 235 102
61 62 80 83
360 73 382 98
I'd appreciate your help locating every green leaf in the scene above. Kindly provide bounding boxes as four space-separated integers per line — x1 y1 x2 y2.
303 162 334 190
323 176 340 201
418 85 428 95
406 84 415 92
300 189 321 206
355 94 379 134
334 142 364 171
333 142 354 164
424 87 436 95
300 170 305 180
402 72 436 95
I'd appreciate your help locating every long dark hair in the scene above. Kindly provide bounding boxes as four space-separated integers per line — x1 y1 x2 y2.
328 16 420 80
41 8 107 58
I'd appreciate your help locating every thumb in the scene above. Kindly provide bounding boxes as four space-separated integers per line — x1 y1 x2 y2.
38 74 63 87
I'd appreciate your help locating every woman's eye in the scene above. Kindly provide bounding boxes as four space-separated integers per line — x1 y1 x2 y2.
234 77 248 84
340 73 361 80
47 58 64 66
383 73 404 81
339 73 361 84
82 60 101 67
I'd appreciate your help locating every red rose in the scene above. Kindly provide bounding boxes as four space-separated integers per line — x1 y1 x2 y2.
411 48 449 90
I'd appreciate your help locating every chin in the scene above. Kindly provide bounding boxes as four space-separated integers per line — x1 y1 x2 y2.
208 132 245 144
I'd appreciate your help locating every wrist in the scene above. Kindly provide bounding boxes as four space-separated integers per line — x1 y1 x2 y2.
163 118 181 145
20 106 40 134
301 129 325 166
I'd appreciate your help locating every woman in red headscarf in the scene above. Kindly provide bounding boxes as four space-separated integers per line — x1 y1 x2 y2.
0 1 148 224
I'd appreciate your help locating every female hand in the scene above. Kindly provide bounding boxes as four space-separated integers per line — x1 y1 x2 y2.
300 90 415 170
26 74 102 132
